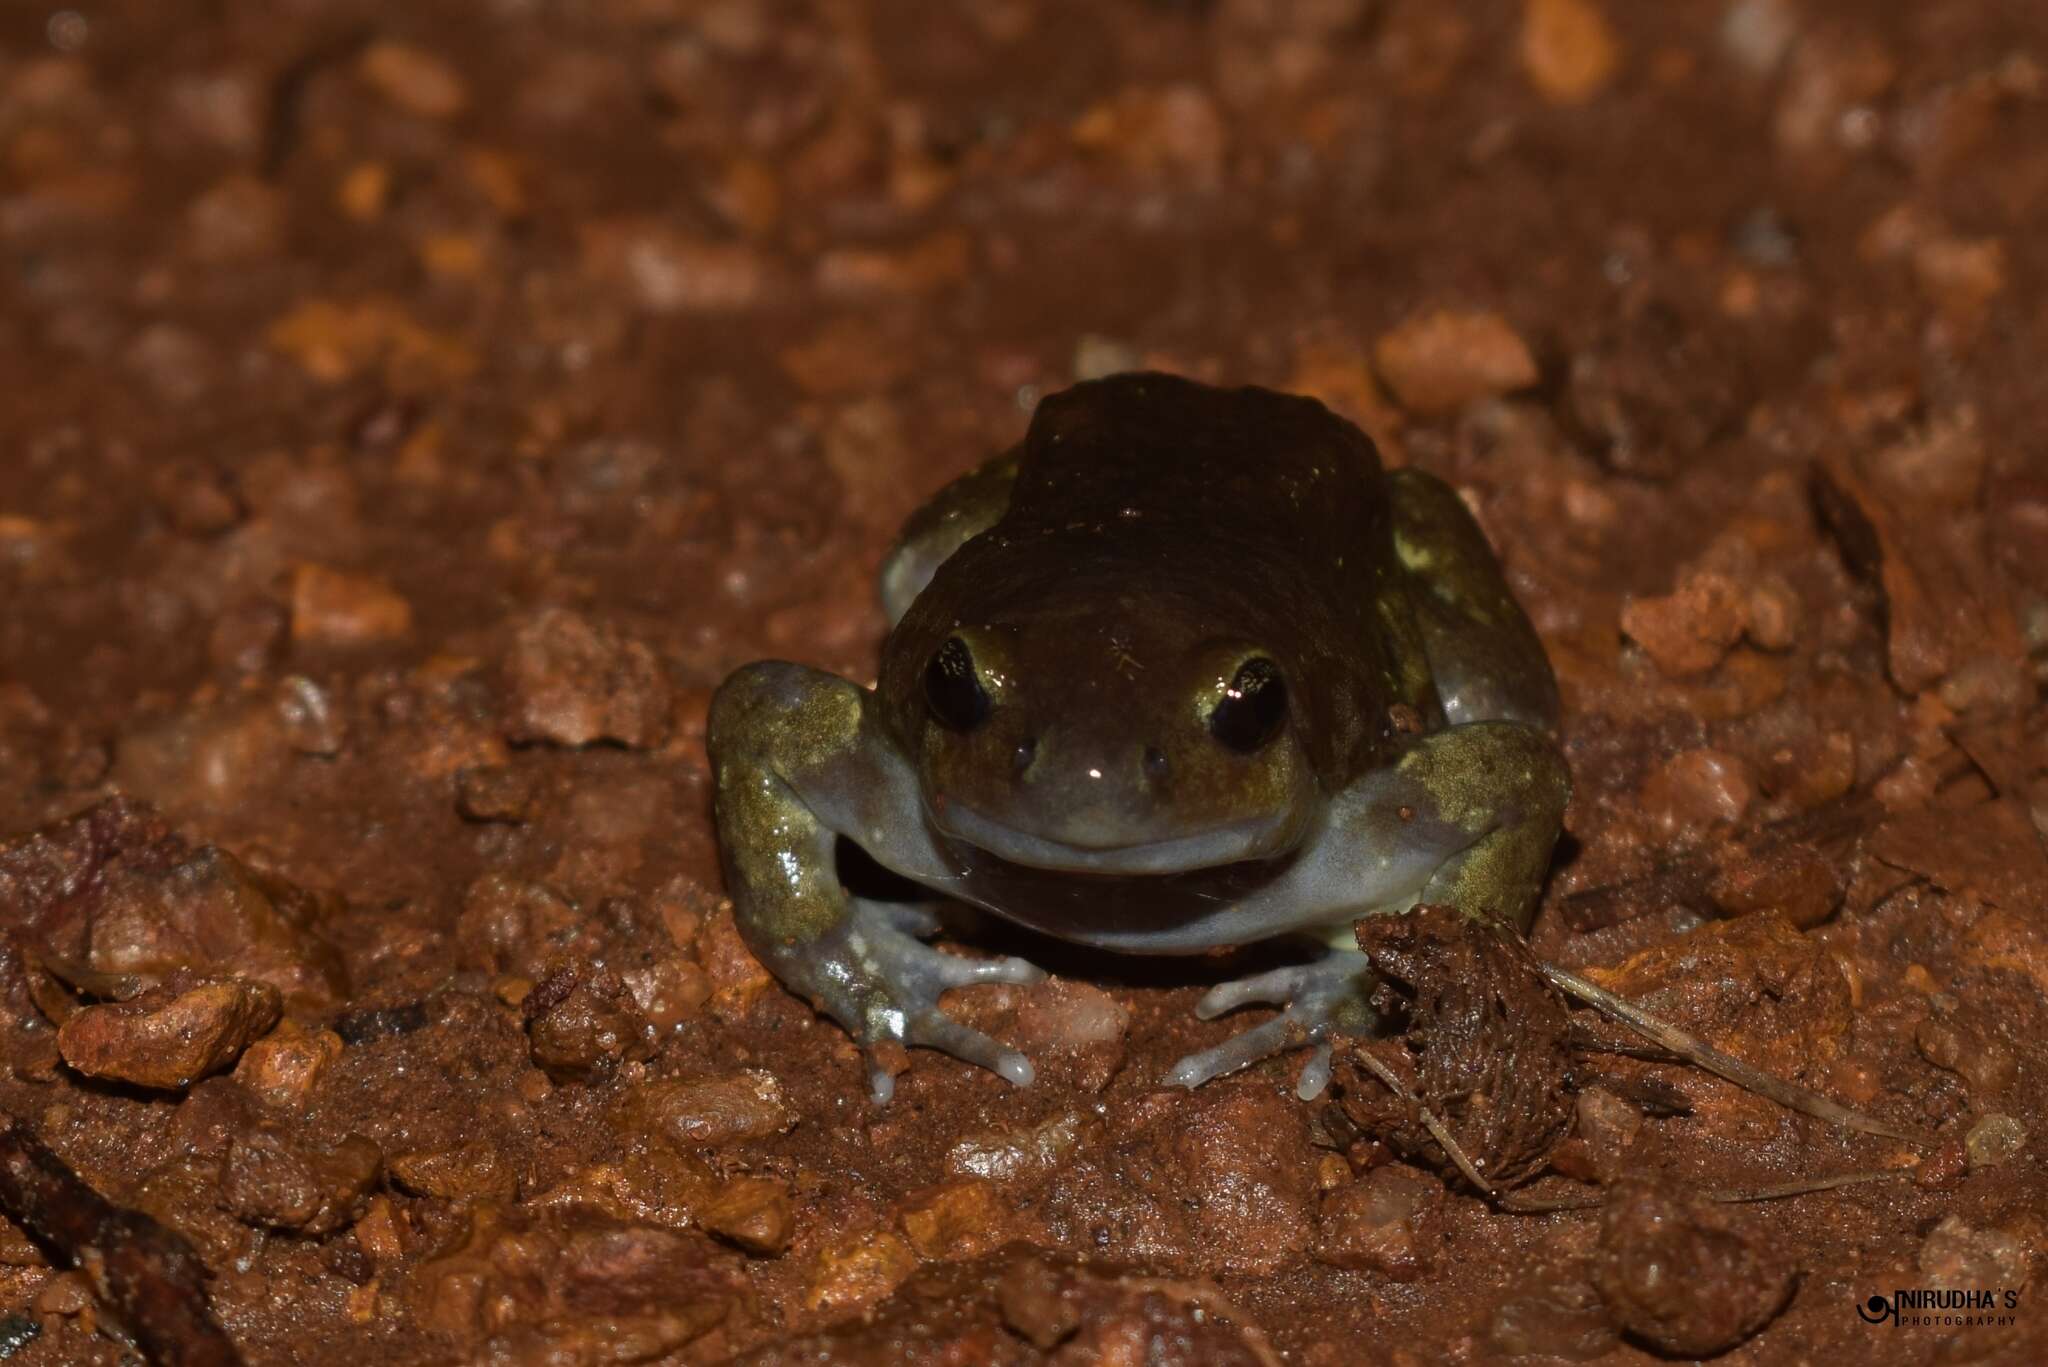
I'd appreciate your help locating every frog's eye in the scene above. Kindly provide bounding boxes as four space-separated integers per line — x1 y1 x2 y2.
924 636 991 732
1209 657 1287 753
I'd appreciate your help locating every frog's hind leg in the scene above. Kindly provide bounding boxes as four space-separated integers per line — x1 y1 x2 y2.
1387 468 1560 729
878 451 1019 625
1165 720 1569 1097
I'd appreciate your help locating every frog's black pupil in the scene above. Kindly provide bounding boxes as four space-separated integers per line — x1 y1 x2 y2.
1210 658 1286 753
924 637 990 731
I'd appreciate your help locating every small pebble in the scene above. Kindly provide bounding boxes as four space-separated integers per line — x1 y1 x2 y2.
1573 1087 1643 1181
1964 1113 2026 1169
898 1178 1012 1261
221 1130 381 1234
1374 309 1538 415
1593 1178 1793 1356
58 977 281 1091
698 1175 794 1256
231 1020 344 1110
1639 746 1755 835
1918 1214 2030 1289
630 1069 795 1147
997 1254 1080 1350
1620 570 1748 676
523 962 654 1082
1487 1268 1619 1360
455 764 538 824
504 608 672 750
357 41 469 119
1311 1163 1446 1279
1522 0 1621 107
275 675 346 756
388 1140 517 1202
803 1230 917 1313
290 564 413 646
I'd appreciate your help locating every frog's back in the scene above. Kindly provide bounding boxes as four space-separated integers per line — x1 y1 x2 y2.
887 372 1434 786
1003 372 1385 556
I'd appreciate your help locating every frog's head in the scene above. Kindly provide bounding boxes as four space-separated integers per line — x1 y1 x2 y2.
904 609 1318 875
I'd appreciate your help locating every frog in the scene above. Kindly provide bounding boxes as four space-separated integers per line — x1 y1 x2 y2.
707 372 1568 1103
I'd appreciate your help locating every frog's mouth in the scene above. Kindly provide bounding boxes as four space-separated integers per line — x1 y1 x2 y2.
933 802 1299 876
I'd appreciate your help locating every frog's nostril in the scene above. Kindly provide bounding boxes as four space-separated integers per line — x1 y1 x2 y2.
1012 737 1037 777
1142 746 1170 784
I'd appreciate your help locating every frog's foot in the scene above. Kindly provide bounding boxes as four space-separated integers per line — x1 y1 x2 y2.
1165 949 1377 1100
832 899 1047 1103
852 897 943 938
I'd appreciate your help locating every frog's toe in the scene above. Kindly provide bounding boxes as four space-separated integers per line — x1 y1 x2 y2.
1193 963 1315 1019
1295 1040 1335 1101
929 951 1046 989
850 897 944 937
906 1012 1036 1087
846 909 1044 1097
1167 948 1377 1095
1165 1016 1298 1089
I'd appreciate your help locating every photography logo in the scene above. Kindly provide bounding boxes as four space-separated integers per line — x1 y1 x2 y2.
1857 1288 2021 1328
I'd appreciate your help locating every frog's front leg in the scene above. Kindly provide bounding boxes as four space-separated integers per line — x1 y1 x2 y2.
707 661 1045 1102
877 452 1018 626
1168 720 1568 1097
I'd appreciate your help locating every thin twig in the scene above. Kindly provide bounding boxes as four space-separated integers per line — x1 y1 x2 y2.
0 1116 242 1366
1540 963 1934 1146
1703 1170 1901 1203
1350 1043 1906 1214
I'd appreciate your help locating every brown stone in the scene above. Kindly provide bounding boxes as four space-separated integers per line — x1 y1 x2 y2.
523 961 653 1083
1620 571 1749 676
1593 1179 1793 1356
59 825 345 1004
1639 747 1754 837
1374 309 1538 415
389 1140 519 1203
231 1019 343 1110
58 977 281 1090
1706 837 1843 928
1009 979 1131 1093
996 1253 1080 1351
222 1129 381 1234
357 41 468 119
1917 1215 2029 1289
414 1207 738 1354
1487 1267 1619 1360
804 1229 917 1313
1573 1086 1643 1182
699 902 774 1022
456 874 580 978
503 608 672 749
898 1179 1012 1261
1312 1163 1446 1278
290 564 413 646
454 764 537 824
630 1069 794 1148
698 1176 793 1256
1522 0 1621 106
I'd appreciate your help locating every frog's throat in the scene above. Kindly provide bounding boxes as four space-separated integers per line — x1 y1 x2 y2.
932 802 1301 875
